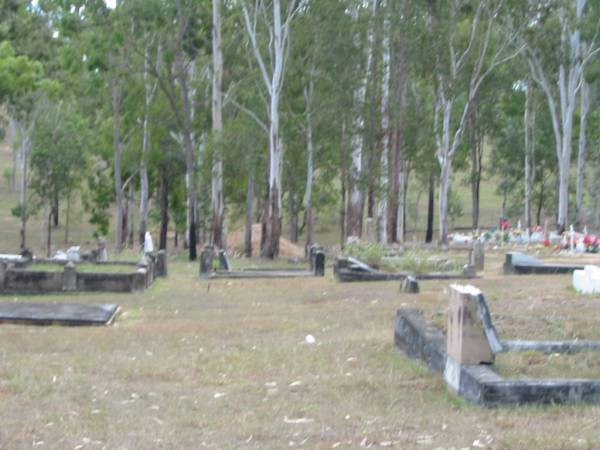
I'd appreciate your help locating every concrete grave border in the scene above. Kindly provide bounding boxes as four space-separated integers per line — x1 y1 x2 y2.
0 251 167 294
334 256 478 283
503 252 584 275
0 301 120 326
394 287 600 406
200 246 326 279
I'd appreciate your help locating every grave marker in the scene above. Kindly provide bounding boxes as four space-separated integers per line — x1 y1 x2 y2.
401 276 419 294
62 261 77 291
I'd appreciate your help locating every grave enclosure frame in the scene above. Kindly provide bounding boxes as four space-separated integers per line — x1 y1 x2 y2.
0 251 167 294
394 285 600 406
199 246 326 279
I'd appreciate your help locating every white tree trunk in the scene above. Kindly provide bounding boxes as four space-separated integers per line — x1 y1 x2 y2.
303 77 314 252
576 80 590 226
241 0 301 257
377 0 391 244
111 77 124 250
396 158 408 244
211 0 225 249
526 0 586 231
18 126 31 249
524 81 535 230
139 41 159 247
347 0 377 240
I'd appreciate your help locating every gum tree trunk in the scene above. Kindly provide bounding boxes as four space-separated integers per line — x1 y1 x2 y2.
377 0 391 244
346 0 377 241
111 76 125 251
576 81 590 227
524 81 535 230
303 74 315 252
245 172 255 257
211 0 225 249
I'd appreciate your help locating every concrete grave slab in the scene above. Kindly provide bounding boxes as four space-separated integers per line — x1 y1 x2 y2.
504 252 584 275
334 256 478 283
0 301 120 326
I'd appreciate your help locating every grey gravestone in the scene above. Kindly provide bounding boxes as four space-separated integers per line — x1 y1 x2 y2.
62 262 77 291
402 276 419 294
97 239 108 262
200 247 213 276
219 250 230 271
469 241 485 271
156 250 167 277
314 251 325 276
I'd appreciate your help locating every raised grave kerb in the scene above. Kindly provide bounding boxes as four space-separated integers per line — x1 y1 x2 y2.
504 251 584 275
201 248 326 279
395 284 600 406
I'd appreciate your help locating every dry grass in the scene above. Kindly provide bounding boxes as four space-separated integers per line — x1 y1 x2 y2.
1 252 600 448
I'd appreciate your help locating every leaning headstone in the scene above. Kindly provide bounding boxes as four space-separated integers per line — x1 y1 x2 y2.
469 240 485 271
62 261 77 291
314 251 325 276
218 249 230 271
401 276 419 294
200 246 213 277
446 284 495 365
156 250 167 277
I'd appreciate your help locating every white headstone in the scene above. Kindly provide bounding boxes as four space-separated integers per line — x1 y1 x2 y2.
66 246 81 262
144 231 154 254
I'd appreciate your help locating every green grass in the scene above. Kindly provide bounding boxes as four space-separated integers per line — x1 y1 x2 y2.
28 263 137 273
495 350 600 379
1 254 600 448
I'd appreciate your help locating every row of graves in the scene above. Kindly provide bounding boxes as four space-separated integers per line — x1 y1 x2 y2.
0 233 166 326
4 229 600 407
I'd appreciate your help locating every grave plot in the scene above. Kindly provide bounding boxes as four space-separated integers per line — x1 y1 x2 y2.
0 301 120 326
0 251 167 294
394 284 600 406
503 251 584 275
200 246 325 279
334 256 479 282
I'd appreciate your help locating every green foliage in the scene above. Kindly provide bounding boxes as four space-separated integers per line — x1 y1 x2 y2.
343 243 463 274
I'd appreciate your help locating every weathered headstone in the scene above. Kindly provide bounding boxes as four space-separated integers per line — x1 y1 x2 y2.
97 239 108 262
156 250 167 277
137 258 150 287
401 275 419 294
446 284 495 365
218 249 230 271
314 251 325 276
469 240 485 271
62 261 77 291
200 246 213 276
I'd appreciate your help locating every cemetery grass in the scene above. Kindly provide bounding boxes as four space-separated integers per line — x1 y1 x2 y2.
2 254 600 448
